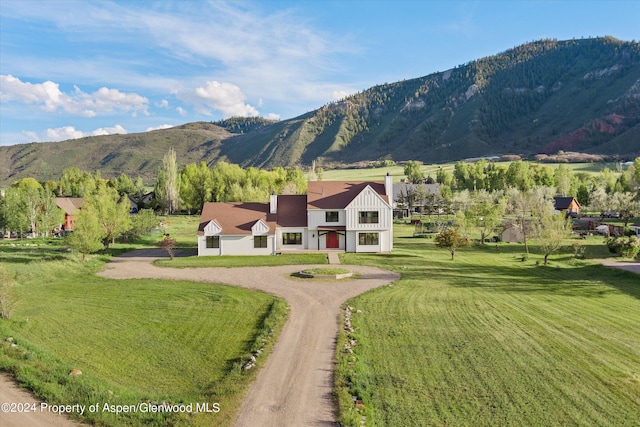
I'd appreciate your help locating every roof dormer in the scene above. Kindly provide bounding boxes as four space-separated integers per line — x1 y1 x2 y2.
251 219 270 235
203 219 222 236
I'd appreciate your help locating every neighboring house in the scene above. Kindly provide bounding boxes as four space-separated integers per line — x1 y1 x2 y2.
498 220 537 243
197 175 394 256
499 224 524 243
127 195 139 213
140 191 155 207
554 196 581 215
629 223 640 237
55 197 83 231
392 183 441 218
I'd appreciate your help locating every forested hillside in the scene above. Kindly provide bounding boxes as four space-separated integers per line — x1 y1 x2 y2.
1 37 638 185
221 37 640 167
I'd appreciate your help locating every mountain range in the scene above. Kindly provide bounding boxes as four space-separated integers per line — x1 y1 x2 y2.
1 36 639 186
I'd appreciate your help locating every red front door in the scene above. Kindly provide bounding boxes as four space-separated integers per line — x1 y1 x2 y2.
326 231 339 249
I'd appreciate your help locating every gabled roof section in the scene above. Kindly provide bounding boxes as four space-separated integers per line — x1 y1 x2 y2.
55 197 83 215
203 219 222 235
392 183 440 200
346 184 392 209
251 219 270 235
276 195 308 227
307 180 388 210
198 202 275 236
554 196 580 210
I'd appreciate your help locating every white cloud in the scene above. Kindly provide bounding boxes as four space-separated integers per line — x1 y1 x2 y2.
180 80 259 118
0 2 358 111
176 106 187 117
90 125 128 136
265 113 281 120
146 124 173 131
45 126 85 140
0 75 149 117
331 90 352 101
156 99 170 108
24 124 128 142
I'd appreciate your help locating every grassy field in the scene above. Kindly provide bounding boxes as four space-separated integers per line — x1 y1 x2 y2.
335 225 640 426
0 240 287 426
157 253 328 268
321 161 621 182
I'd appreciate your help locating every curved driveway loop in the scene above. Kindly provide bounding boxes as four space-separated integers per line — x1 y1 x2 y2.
98 249 400 427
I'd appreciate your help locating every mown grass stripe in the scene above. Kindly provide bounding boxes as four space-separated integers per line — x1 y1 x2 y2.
336 224 640 426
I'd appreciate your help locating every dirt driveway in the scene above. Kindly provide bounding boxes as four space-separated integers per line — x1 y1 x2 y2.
598 259 640 275
98 249 400 427
0 373 84 427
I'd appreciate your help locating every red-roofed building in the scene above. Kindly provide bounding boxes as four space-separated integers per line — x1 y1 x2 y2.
55 197 83 231
197 175 394 255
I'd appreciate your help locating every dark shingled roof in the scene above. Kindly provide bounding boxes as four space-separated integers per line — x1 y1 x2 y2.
554 196 580 210
276 195 307 227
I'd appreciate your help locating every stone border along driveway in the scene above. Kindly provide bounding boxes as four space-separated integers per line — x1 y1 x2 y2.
97 249 400 427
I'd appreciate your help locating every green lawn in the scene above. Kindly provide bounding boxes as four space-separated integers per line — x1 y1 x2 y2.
156 253 328 268
336 225 640 426
0 242 287 426
321 161 620 182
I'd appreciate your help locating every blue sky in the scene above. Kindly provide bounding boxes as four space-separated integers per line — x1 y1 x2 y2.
1 0 638 146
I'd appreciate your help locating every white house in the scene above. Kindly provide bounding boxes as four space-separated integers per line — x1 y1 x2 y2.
197 175 394 256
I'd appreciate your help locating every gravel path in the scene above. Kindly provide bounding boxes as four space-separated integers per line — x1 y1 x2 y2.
0 373 83 427
97 249 400 427
598 259 640 274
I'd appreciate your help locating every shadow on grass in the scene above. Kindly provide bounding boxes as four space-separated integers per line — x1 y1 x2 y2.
0 245 70 264
348 243 640 301
438 263 640 299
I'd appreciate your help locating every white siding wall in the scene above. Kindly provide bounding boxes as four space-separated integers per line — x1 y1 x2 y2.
307 209 345 230
351 230 393 253
344 186 393 252
306 230 319 250
276 227 307 251
345 187 392 230
198 235 275 256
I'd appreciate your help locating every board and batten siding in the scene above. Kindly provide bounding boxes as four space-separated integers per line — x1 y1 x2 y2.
345 186 392 230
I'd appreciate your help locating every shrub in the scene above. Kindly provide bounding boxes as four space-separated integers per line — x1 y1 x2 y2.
621 236 640 259
606 236 640 259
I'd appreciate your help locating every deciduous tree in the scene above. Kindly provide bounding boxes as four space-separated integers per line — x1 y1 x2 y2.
67 206 104 261
84 186 132 249
155 147 180 214
435 227 470 260
404 160 424 184
538 210 571 266
180 162 212 213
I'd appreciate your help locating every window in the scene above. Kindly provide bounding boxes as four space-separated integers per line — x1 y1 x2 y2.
206 236 219 249
326 211 339 222
254 235 268 248
359 211 379 224
282 232 302 245
358 233 379 246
